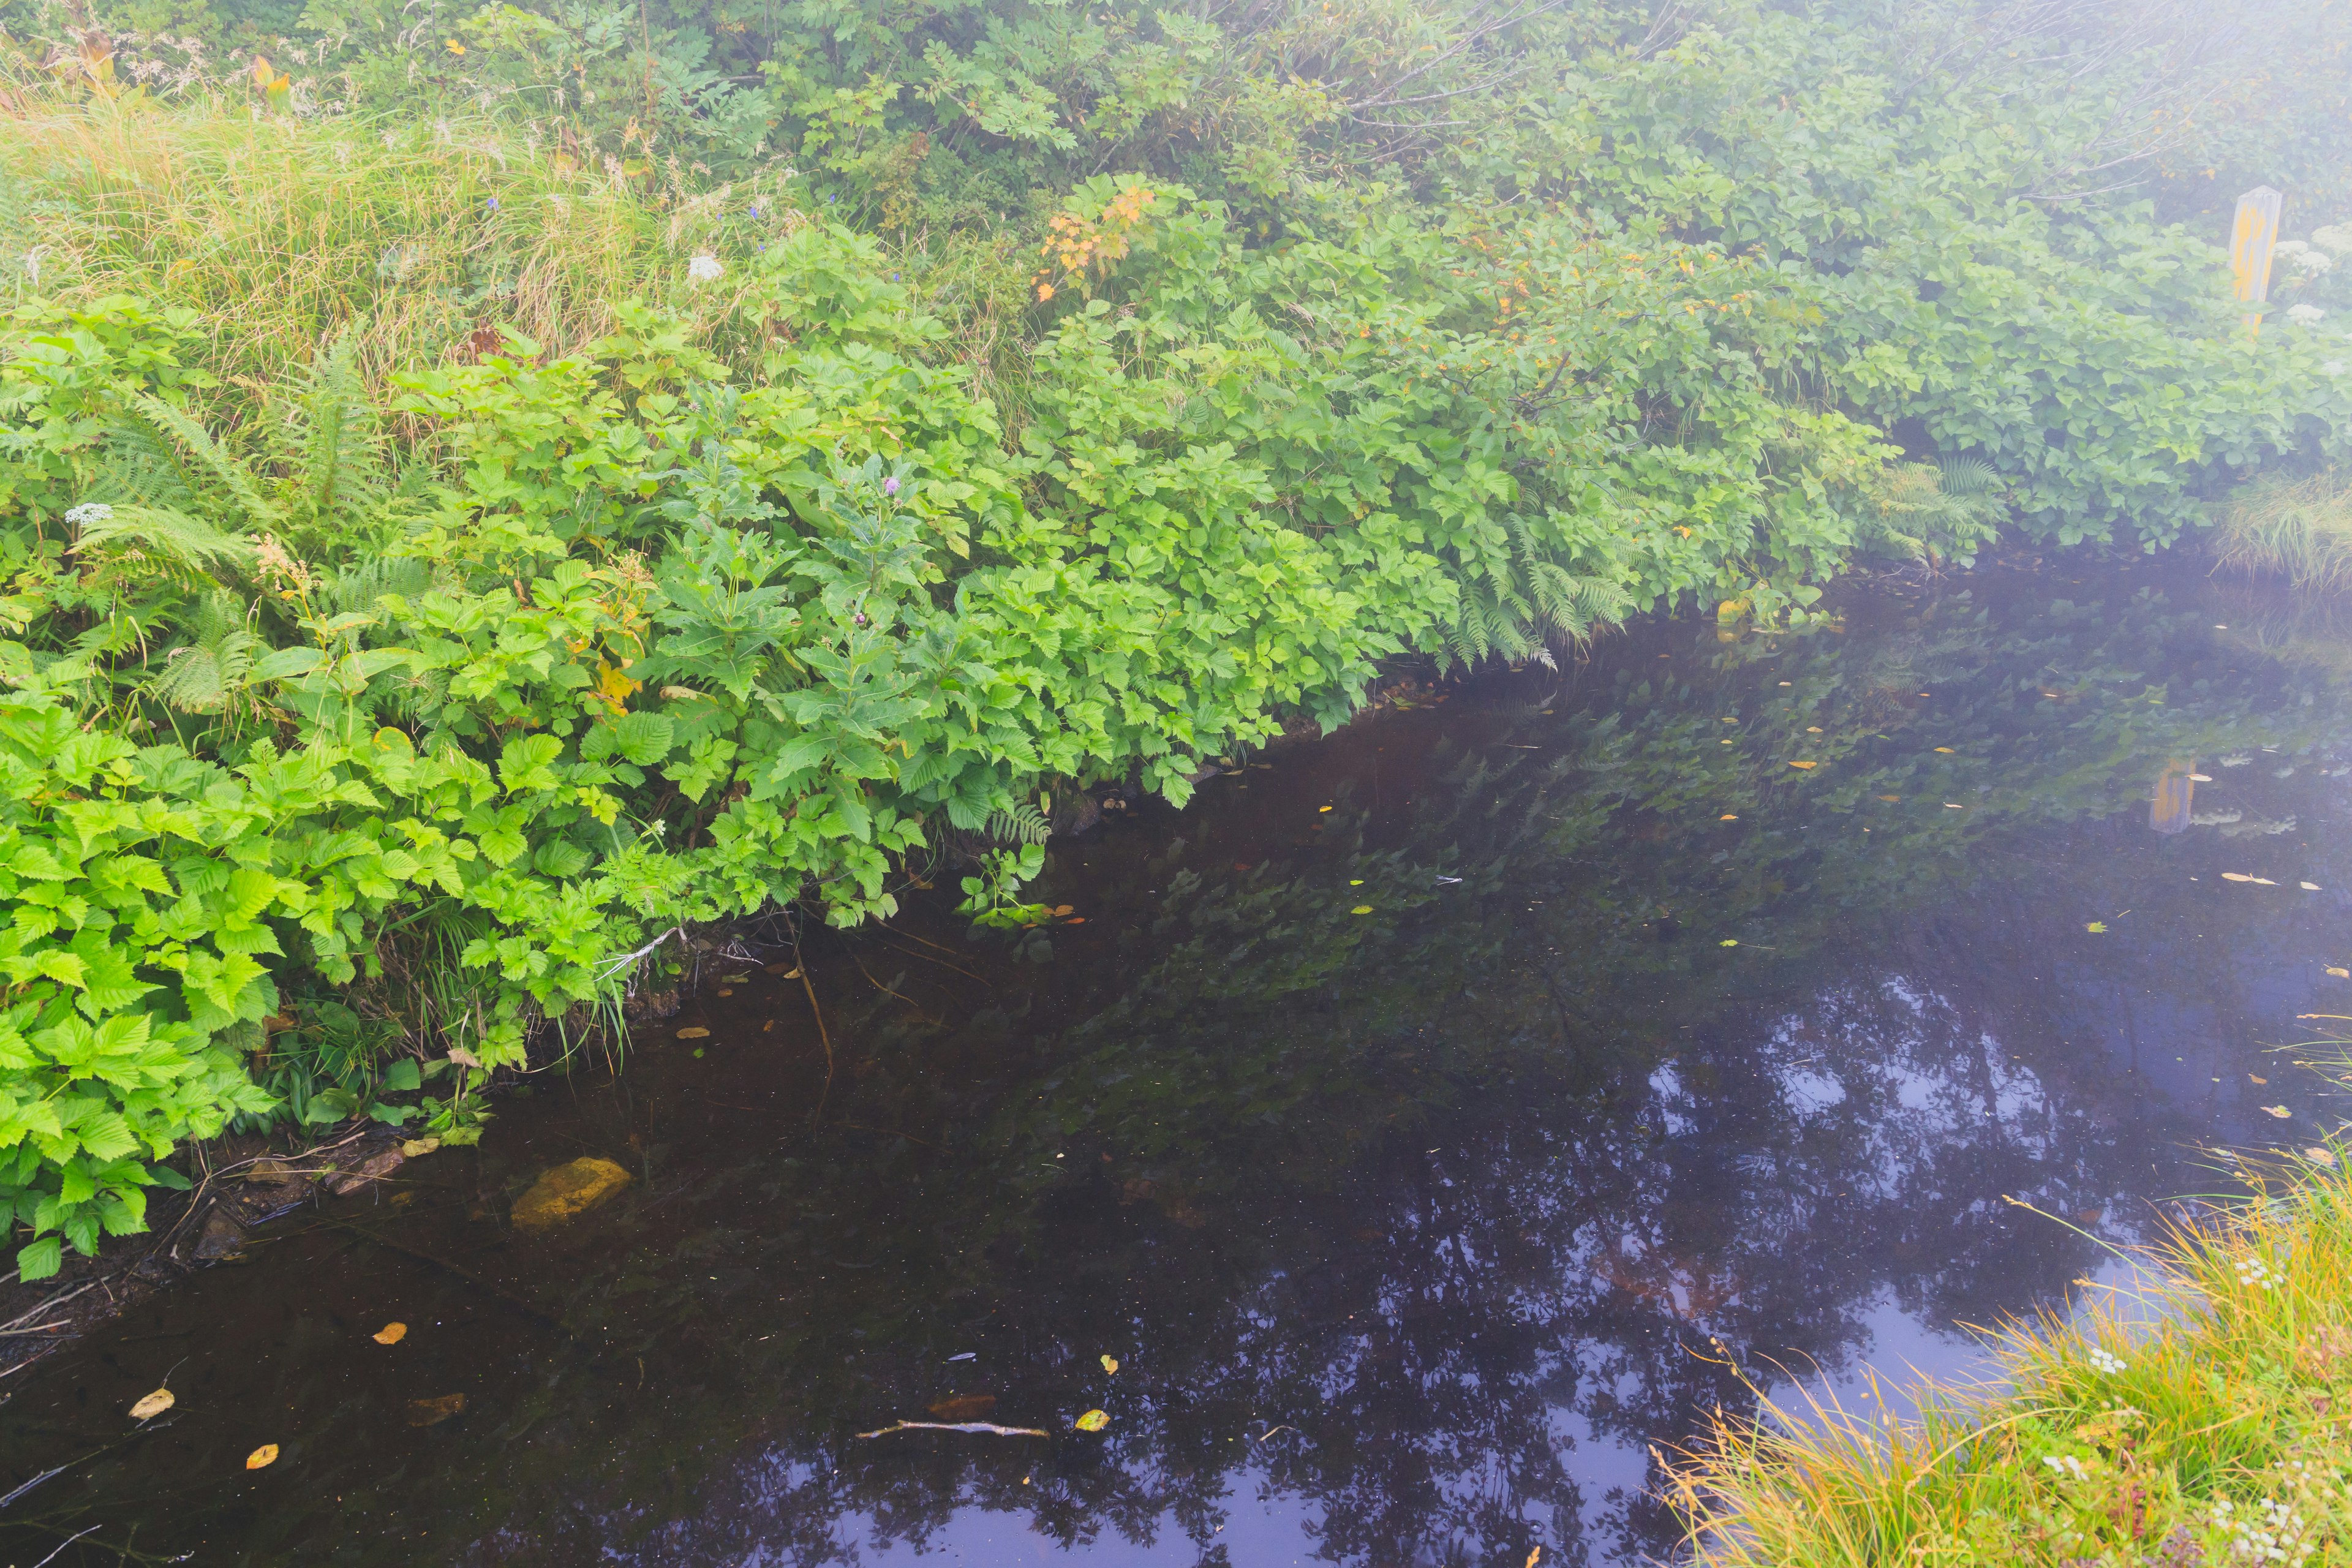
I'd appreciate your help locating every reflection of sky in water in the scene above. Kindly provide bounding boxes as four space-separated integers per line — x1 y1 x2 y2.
8 565 2352 1567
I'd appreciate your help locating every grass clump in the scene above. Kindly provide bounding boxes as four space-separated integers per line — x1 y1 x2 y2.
2212 470 2352 597
1670 1159 2352 1565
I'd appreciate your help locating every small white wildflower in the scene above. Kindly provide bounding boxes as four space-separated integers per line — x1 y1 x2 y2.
63 502 113 527
2312 222 2352 260
2286 303 2327 326
687 254 724 284
2239 1253 2283 1289
2087 1346 2127 1375
2042 1453 2089 1481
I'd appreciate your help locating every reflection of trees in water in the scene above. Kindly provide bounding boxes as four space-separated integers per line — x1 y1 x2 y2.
23 576 2350 1568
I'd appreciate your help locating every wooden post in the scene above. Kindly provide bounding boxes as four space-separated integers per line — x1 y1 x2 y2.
2231 186 2284 334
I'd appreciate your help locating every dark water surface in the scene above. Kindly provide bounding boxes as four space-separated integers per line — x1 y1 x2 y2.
7 564 2352 1567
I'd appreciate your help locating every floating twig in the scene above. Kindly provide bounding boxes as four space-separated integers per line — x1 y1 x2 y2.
856 1420 1050 1439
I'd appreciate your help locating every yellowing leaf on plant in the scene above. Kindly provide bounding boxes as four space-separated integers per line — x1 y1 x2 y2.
129 1388 175 1421
373 1322 407 1345
2263 1105 2293 1119
246 1444 279 1469
1074 1409 1110 1432
1101 1355 1120 1374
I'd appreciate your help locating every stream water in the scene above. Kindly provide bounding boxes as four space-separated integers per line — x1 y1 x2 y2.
6 561 2352 1567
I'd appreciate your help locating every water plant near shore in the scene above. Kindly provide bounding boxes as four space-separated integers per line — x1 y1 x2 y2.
1668 1152 2352 1565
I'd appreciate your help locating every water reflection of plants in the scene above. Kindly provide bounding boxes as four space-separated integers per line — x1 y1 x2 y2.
13 576 2349 1566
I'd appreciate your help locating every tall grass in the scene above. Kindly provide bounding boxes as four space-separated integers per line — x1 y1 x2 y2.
0 88 771 386
2211 468 2352 597
1668 1147 2352 1564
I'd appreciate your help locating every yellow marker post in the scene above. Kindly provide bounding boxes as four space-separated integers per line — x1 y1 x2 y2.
2231 186 2284 334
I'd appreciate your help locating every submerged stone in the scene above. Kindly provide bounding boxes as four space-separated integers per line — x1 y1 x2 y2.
511 1157 633 1230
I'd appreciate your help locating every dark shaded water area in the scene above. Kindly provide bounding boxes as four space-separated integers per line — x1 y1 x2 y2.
8 562 2352 1567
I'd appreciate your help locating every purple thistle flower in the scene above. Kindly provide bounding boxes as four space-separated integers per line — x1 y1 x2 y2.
882 477 900 497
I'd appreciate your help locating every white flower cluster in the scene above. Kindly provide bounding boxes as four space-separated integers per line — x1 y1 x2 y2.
687 254 725 284
2043 1453 2089 1481
2275 240 2334 279
2310 224 2352 260
2236 1252 2282 1290
62 502 113 527
2285 303 2328 326
2086 1346 2127 1375
2209 1494 2314 1564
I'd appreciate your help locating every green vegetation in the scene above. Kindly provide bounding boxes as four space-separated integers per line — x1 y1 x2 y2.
0 0 2347 1282
1669 1150 2352 1566
2213 467 2352 595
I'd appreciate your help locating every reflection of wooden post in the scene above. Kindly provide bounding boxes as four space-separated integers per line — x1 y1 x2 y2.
2151 758 2194 835
2231 187 2284 334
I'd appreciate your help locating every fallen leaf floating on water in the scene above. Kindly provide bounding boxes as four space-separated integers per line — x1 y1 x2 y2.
2222 873 2255 883
927 1394 998 1420
2190 774 2214 782
407 1393 467 1427
1934 747 1956 754
1318 805 1333 813
2253 878 2278 886
2304 883 2323 891
129 1389 175 1421
1351 905 1373 915
400 1136 440 1157
1878 794 1901 802
1719 940 1739 948
2331 967 2351 979
2307 1148 2339 1168
676 1027 710 1039
1074 1409 1112 1432
2086 922 2108 933
1806 726 1823 733
372 1322 407 1345
1720 813 1738 821
1101 1355 1120 1374
1787 761 1817 770
2264 1106 2293 1119
246 1444 279 1470
1944 803 1964 810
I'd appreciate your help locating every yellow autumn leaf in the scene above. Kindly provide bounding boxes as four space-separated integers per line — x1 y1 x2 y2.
1934 747 1956 753
1719 813 1738 821
1788 760 1817 770
1351 905 1373 914
445 38 466 53
2331 967 2351 979
373 1322 407 1345
129 1388 175 1420
1075 1409 1111 1431
246 1444 279 1469
1101 1355 1120 1374
2250 1074 2268 1085
2086 922 2107 933
2263 1106 2293 1118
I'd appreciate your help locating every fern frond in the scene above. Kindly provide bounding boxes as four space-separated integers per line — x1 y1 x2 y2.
128 391 288 533
985 802 1052 845
293 336 383 527
1934 454 2002 499
74 503 256 583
